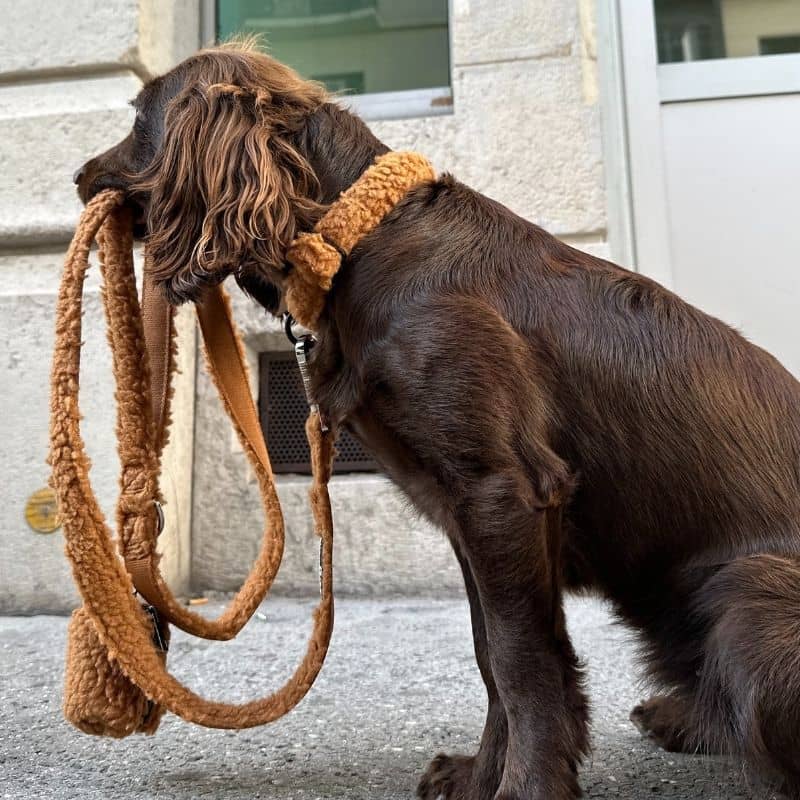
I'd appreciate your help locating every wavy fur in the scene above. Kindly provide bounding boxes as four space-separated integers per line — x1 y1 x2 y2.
132 45 327 303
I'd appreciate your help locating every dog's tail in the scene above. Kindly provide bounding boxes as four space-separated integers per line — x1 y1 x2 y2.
694 554 800 795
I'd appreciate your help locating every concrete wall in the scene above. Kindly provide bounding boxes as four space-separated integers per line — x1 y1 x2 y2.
191 0 607 598
191 289 466 597
0 1 608 611
0 1 199 613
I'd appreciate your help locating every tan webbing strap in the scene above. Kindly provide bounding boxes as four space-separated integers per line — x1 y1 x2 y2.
195 288 271 468
140 267 174 447
124 269 171 621
121 258 295 639
122 267 174 613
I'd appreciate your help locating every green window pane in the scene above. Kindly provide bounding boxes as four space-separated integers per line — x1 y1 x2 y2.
654 0 800 64
760 35 800 56
217 1 450 95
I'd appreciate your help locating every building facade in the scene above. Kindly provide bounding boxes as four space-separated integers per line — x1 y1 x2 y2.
3 1 798 613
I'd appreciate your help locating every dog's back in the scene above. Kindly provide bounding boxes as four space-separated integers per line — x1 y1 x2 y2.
351 175 800 568
361 174 800 565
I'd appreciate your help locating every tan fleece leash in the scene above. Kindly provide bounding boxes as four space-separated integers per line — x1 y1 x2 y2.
122 276 289 641
99 206 287 643
119 149 435 633
53 151 434 736
53 190 335 732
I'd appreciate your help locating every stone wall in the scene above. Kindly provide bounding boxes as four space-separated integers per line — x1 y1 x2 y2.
0 1 199 613
191 1 608 598
0 1 608 611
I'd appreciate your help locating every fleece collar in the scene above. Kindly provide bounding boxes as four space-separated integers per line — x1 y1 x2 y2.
283 151 436 330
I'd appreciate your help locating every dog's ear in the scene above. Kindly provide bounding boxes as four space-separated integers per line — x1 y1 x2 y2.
138 81 321 303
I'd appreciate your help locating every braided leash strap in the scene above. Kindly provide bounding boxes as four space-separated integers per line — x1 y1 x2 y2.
52 190 335 734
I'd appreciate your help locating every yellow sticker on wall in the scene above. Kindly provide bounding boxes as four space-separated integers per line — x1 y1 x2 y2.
25 487 61 534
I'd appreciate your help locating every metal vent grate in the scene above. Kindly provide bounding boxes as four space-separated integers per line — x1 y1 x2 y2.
258 350 378 474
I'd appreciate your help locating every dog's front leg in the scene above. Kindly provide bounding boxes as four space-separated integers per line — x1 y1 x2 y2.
354 299 590 797
418 544 508 800
457 475 589 800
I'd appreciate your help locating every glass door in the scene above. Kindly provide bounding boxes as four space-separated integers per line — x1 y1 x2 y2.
616 0 800 376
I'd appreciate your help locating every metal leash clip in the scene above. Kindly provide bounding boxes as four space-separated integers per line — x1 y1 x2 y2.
283 313 329 432
153 500 165 536
142 603 169 653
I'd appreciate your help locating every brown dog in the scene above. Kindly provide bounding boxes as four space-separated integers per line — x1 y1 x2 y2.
75 41 800 800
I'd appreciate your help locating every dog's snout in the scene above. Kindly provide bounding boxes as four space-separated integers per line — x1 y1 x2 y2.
72 165 86 186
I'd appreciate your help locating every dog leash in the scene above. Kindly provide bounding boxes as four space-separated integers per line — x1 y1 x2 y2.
124 270 294 641
53 191 335 734
123 148 435 638
53 151 435 737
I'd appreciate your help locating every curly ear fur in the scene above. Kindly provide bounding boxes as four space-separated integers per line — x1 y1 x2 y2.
134 48 327 303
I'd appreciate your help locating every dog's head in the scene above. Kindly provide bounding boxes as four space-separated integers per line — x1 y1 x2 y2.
75 41 327 310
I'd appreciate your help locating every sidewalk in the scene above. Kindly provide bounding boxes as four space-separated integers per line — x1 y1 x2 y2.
1 597 769 799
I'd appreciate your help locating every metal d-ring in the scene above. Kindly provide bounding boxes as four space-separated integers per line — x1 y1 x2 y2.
283 312 300 345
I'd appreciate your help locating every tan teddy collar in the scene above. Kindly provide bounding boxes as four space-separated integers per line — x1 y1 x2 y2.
284 151 436 330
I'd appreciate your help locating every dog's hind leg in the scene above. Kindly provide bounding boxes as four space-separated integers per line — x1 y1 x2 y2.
630 692 723 755
692 554 800 797
417 546 507 800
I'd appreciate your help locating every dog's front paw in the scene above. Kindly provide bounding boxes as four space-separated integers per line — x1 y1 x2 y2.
417 753 474 800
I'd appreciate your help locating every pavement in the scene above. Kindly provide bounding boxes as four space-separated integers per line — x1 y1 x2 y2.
0 596 779 799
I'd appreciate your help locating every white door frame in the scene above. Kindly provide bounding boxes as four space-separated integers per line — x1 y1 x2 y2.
659 52 800 103
596 0 674 288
